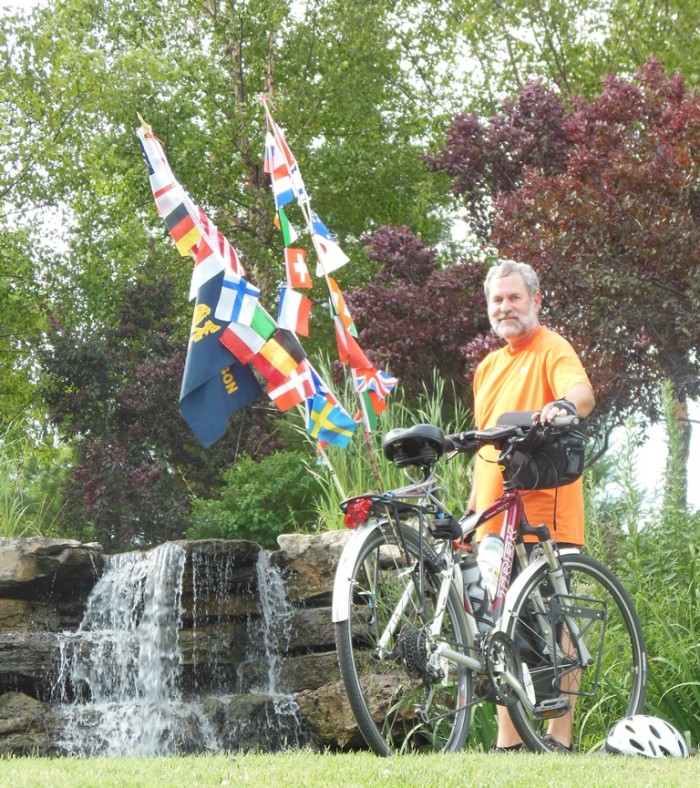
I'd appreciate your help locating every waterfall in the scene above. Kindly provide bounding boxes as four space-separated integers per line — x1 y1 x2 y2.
53 543 217 756
50 541 307 755
253 551 305 743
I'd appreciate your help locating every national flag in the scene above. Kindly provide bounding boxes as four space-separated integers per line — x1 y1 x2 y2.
265 118 309 205
189 237 226 300
214 271 260 325
250 352 287 389
275 206 298 246
137 127 203 258
302 361 340 429
334 316 372 370
284 247 312 289
179 271 263 447
310 210 333 240
264 131 294 209
277 287 312 336
150 172 181 218
354 390 388 430
305 360 333 402
313 232 350 276
328 276 357 335
196 207 245 276
138 123 227 294
164 202 203 257
354 367 398 400
219 321 266 364
251 304 277 341
307 393 357 448
258 328 306 377
137 125 182 218
266 360 315 412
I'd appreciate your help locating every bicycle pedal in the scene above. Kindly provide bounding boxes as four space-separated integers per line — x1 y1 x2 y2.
533 697 570 720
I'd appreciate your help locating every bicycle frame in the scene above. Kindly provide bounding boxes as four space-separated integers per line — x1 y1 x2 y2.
333 418 645 755
333 469 592 715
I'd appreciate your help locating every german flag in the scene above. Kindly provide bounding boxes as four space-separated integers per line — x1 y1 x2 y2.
165 203 202 256
258 329 306 377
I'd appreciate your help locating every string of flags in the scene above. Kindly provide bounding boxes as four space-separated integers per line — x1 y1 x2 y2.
136 99 397 451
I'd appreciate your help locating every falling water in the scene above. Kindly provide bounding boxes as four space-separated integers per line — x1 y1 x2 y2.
240 551 307 747
52 543 217 756
50 541 307 755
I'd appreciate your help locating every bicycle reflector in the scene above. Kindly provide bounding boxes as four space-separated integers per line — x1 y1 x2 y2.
344 497 373 528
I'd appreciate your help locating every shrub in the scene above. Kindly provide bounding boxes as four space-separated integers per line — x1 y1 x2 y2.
186 450 323 549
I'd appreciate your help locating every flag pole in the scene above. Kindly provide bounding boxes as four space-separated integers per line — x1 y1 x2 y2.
260 95 385 487
351 368 383 490
316 442 347 500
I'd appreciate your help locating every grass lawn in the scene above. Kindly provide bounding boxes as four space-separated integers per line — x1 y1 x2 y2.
0 750 696 787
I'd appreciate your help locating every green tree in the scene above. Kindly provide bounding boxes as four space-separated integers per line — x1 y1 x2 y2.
0 0 466 548
452 0 700 109
427 59 700 501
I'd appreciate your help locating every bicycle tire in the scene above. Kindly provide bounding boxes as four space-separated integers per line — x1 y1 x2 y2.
334 522 473 755
505 552 646 752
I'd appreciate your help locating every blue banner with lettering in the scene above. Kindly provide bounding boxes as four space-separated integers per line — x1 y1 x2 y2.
179 272 263 447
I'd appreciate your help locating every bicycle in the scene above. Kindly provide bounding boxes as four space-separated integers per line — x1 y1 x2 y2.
332 412 646 755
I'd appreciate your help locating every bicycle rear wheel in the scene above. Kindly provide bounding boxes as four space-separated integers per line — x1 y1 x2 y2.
334 522 473 755
506 552 646 752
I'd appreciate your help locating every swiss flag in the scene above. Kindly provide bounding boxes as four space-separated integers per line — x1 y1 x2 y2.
284 248 312 289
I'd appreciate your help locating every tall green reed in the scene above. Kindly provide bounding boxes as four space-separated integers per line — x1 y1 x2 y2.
0 421 61 538
585 383 699 748
304 368 473 532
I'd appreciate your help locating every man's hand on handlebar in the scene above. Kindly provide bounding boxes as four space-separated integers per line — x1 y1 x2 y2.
535 398 577 423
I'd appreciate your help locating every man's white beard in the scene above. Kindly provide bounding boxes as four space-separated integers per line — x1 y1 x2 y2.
490 301 539 340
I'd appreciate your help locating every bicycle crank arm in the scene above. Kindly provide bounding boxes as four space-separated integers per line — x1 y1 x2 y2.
498 669 536 711
432 642 483 675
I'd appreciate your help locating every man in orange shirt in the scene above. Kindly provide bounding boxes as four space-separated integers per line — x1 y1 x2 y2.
468 259 595 752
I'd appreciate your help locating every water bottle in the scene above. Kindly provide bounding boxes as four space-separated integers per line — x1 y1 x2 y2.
477 534 504 602
461 555 493 632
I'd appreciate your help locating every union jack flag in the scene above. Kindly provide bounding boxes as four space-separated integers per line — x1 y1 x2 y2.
354 367 398 400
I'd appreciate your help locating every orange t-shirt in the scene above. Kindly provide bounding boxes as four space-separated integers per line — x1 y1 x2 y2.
472 326 591 545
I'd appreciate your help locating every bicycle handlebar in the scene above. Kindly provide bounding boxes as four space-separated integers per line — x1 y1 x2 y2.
445 413 580 455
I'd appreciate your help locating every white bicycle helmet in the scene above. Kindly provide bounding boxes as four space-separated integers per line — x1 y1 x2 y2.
605 714 689 758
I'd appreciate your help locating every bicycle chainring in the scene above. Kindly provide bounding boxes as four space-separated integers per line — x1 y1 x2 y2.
484 631 523 707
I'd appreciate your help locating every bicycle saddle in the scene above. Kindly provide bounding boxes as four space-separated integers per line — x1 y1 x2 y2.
382 424 447 468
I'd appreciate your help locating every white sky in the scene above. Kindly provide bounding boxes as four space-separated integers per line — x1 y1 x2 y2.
1 0 45 11
631 399 700 511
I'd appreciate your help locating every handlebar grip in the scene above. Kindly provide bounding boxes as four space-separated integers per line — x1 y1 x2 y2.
548 414 580 428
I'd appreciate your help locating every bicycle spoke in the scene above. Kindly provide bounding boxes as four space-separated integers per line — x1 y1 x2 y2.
506 553 646 753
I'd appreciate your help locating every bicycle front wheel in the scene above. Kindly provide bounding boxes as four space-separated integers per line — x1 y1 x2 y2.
506 552 646 753
334 522 473 755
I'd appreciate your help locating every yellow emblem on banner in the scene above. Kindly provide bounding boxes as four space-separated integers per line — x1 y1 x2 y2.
190 303 220 344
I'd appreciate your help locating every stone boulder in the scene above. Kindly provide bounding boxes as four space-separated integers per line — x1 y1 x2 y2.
0 538 104 600
274 530 350 602
0 692 51 756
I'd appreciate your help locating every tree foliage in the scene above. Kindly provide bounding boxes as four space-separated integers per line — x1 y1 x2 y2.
0 0 468 549
453 0 700 109
4 1 700 547
37 256 283 550
347 226 493 403
428 58 700 428
186 449 323 549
